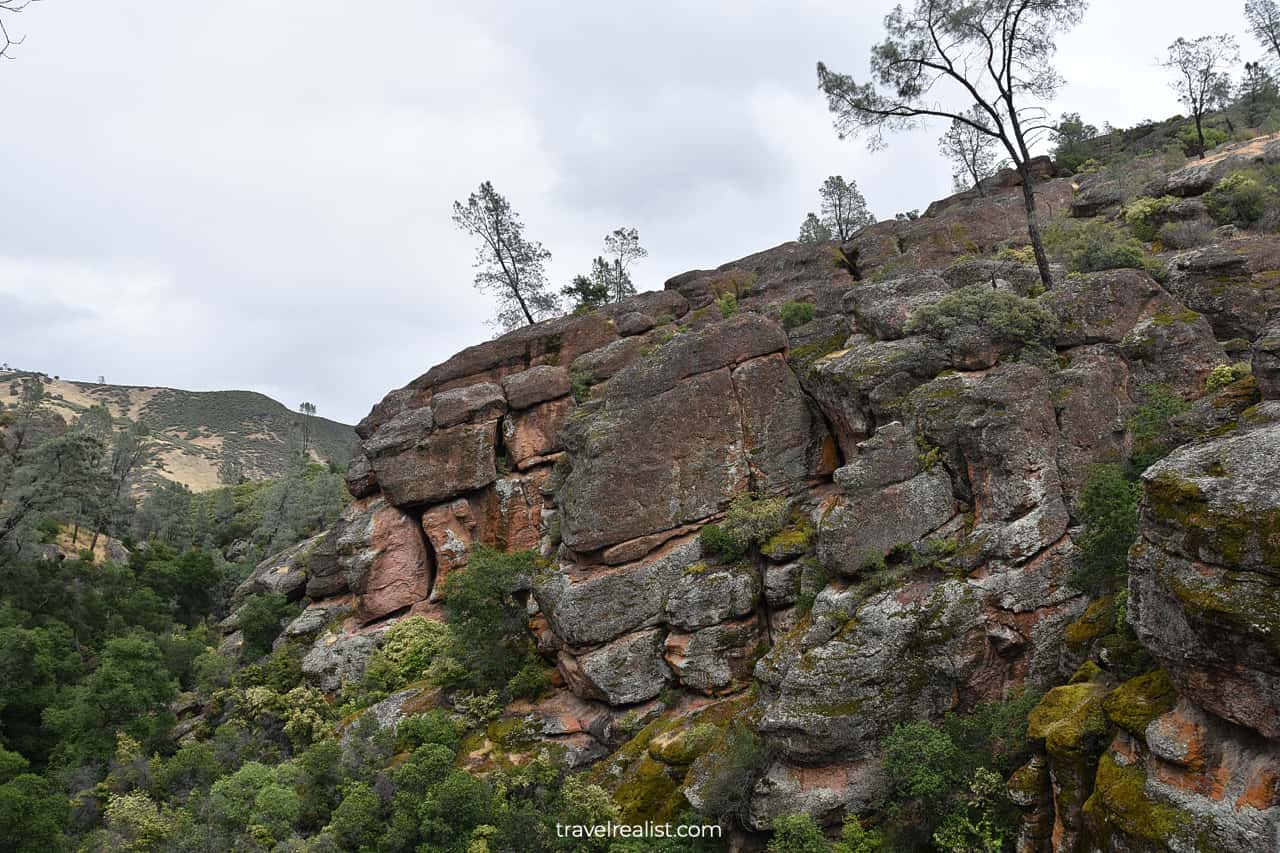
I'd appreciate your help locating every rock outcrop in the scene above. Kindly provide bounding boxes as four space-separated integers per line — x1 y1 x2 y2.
233 134 1280 849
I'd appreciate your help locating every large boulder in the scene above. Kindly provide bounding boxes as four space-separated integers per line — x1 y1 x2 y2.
558 628 671 705
369 420 498 508
755 579 985 763
1130 420 1280 739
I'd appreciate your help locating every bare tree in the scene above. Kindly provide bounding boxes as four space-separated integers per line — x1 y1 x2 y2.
1 0 41 61
1246 0 1280 64
297 401 317 460
816 0 1089 289
452 181 559 330
1163 35 1240 158
939 106 1004 194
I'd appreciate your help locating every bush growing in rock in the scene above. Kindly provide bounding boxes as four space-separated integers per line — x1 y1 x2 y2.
1121 195 1177 241
237 593 296 661
1127 385 1188 472
880 693 1038 850
699 494 789 562
778 301 817 329
903 285 1059 347
1070 464 1140 595
1043 218 1150 273
1204 361 1252 391
1204 169 1275 227
769 813 829 852
441 547 543 696
363 615 455 694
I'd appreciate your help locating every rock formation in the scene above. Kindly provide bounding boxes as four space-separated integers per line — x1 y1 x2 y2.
224 132 1280 849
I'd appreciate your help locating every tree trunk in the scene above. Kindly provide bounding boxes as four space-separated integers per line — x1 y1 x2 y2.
1195 114 1206 160
1018 162 1053 290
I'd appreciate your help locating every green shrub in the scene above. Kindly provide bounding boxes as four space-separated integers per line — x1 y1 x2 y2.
397 710 460 753
1128 385 1189 472
769 814 828 853
698 523 745 562
881 694 1038 850
505 653 553 701
717 292 738 318
836 815 884 853
441 547 542 694
699 494 789 562
1205 170 1273 227
363 616 454 694
1176 125 1229 156
1043 218 1151 273
1205 361 1252 391
692 724 770 824
327 783 382 851
903 285 1058 347
238 593 295 661
995 245 1036 264
1121 196 1177 241
778 301 817 329
1070 464 1140 595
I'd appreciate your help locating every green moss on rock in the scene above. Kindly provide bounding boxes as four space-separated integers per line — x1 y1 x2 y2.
1065 596 1115 652
1102 670 1176 737
1082 754 1190 845
1027 683 1110 761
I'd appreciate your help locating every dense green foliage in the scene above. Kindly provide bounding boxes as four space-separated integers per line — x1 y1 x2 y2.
1204 168 1278 227
1127 385 1189 473
699 494 789 562
878 693 1039 851
904 285 1058 347
1043 218 1152 273
1071 465 1140 595
779 301 817 329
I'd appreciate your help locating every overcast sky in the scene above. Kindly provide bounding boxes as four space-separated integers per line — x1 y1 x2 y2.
0 1 1260 423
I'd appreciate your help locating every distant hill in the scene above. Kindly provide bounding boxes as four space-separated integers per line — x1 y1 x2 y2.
0 370 359 492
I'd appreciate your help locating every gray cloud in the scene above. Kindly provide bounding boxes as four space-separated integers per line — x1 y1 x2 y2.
0 1 1255 422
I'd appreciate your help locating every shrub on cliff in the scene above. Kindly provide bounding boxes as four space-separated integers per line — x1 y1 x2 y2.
1043 218 1151 273
778 301 817 329
1205 168 1278 227
1071 464 1140 595
441 546 542 696
699 494 789 562
904 285 1058 347
237 593 296 661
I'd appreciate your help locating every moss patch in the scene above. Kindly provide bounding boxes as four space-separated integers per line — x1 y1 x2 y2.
1082 754 1190 844
761 519 813 560
1103 670 1177 737
1065 596 1115 652
1145 471 1280 571
1027 682 1110 762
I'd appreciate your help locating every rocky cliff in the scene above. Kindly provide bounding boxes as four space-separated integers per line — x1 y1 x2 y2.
231 134 1280 849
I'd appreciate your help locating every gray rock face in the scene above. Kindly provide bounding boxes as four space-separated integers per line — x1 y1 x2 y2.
301 629 383 693
1256 321 1280 401
845 272 952 340
559 628 671 705
559 369 749 551
731 354 835 492
369 420 498 507
802 334 949 458
615 312 654 337
1045 269 1167 347
234 532 326 604
909 364 1069 562
664 618 762 693
533 541 700 648
1052 346 1134 509
1130 423 1280 740
817 468 955 576
1162 239 1280 341
745 760 885 831
431 382 506 428
755 579 985 762
604 313 788 403
1120 308 1227 398
501 365 571 410
664 563 759 631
